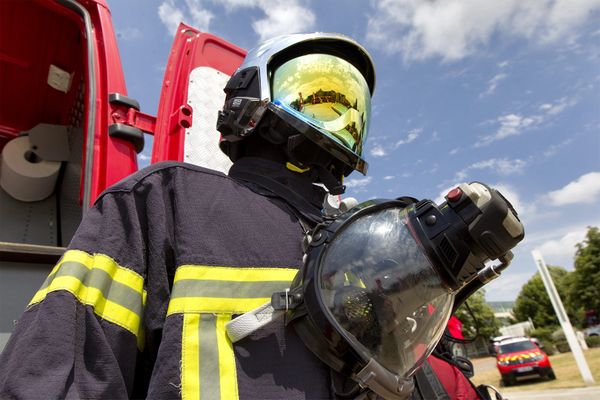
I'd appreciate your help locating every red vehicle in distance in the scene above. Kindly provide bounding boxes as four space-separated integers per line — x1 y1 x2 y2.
495 336 556 386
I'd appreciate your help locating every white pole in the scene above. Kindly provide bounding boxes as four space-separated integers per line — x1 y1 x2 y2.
531 250 595 385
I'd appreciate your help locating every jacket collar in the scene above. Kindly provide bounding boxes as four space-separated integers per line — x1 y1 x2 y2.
229 157 325 225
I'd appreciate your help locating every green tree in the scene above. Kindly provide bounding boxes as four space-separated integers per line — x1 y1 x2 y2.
455 289 498 340
512 266 574 328
569 226 600 320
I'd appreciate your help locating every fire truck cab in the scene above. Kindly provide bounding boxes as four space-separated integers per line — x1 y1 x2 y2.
0 0 245 350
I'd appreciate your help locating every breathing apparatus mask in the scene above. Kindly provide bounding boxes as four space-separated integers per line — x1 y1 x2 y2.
226 182 524 399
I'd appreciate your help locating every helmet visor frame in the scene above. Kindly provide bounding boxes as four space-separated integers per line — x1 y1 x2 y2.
271 53 371 159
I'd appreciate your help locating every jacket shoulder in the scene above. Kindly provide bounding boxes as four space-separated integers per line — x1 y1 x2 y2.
97 161 229 200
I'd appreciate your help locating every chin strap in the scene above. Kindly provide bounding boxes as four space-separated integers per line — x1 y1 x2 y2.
284 133 347 195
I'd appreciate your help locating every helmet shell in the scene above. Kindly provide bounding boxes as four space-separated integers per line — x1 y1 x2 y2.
239 32 375 100
217 33 376 178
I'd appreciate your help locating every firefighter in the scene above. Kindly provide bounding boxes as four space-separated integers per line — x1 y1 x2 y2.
0 33 521 400
0 32 376 399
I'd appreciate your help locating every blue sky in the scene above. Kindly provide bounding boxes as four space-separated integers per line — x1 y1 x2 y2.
107 0 600 301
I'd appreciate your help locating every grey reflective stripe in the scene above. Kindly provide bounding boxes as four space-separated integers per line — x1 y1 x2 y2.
39 261 88 290
40 261 95 291
171 279 289 299
40 260 143 316
200 314 220 400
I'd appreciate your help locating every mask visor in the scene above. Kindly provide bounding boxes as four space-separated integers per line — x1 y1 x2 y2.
318 206 454 378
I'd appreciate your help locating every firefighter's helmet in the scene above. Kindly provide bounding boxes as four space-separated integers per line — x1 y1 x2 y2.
216 33 375 194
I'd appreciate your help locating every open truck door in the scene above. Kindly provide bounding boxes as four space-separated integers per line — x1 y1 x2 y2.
0 2 246 351
0 0 144 350
151 23 246 172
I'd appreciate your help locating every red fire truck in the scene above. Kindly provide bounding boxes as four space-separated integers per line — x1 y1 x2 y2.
0 0 246 350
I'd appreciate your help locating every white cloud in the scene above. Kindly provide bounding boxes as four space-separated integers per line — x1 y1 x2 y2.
158 1 188 34
370 145 387 158
542 138 573 158
383 175 395 180
538 96 577 115
475 97 576 147
480 72 508 97
454 158 527 181
251 1 315 41
345 176 372 188
449 147 461 155
157 0 315 40
366 0 600 62
158 0 213 33
475 113 542 147
394 128 421 148
187 0 214 30
536 229 588 268
370 128 422 157
426 131 441 143
547 172 600 206
138 152 151 168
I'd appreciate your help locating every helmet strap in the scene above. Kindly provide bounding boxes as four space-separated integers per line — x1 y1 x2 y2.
310 164 345 195
285 134 346 195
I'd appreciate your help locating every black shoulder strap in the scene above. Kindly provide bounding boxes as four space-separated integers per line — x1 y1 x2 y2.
413 361 451 400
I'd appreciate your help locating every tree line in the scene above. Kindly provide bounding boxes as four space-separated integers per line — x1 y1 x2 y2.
512 226 600 330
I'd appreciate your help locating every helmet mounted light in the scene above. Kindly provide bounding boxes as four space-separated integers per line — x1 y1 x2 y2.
267 182 524 399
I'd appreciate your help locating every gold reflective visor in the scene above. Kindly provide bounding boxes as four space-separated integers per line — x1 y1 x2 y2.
272 54 371 156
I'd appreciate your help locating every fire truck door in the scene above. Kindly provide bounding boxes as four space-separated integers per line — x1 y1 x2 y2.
152 24 246 174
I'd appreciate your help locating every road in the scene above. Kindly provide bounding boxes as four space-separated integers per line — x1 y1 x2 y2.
504 386 600 399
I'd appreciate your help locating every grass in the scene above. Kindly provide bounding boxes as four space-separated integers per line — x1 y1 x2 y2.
471 347 600 391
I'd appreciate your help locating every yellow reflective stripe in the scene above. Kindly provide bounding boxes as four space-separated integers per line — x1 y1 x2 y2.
168 265 297 315
216 314 238 400
174 264 297 400
182 313 201 400
86 252 145 293
28 250 146 349
168 297 275 315
175 265 298 282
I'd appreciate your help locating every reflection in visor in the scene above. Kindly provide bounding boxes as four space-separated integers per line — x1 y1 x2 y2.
272 54 371 156
319 207 454 378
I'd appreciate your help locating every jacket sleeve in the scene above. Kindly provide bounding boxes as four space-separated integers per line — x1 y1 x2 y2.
0 190 149 399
